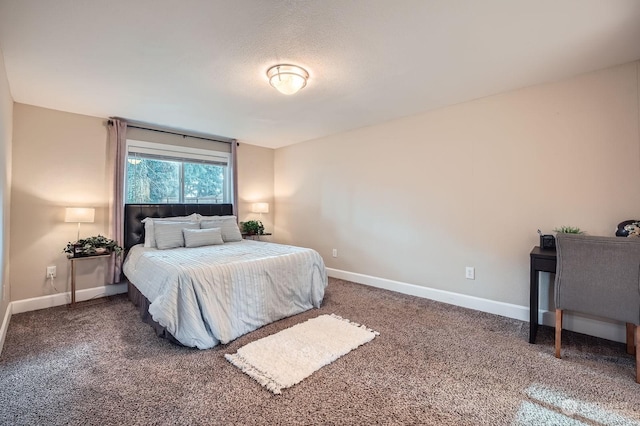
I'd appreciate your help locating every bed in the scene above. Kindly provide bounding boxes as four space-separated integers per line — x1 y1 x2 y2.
122 204 328 349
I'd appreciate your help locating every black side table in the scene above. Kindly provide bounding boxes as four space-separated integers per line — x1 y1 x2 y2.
242 232 272 240
529 246 557 343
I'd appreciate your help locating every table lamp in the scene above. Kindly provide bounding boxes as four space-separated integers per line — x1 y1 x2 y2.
251 203 269 220
65 207 95 241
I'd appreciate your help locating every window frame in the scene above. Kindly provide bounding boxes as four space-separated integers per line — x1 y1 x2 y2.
125 139 232 204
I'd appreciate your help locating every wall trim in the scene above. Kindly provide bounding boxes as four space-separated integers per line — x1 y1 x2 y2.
11 283 128 314
0 302 11 355
327 268 626 343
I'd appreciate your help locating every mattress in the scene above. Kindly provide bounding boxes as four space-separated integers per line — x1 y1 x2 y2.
123 240 327 349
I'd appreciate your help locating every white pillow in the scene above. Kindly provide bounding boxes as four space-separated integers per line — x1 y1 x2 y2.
200 216 242 242
154 221 200 250
183 227 224 248
197 214 221 221
141 213 198 248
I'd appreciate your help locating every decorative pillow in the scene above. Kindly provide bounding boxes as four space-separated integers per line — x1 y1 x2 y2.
200 216 242 242
154 221 199 250
183 227 224 248
142 214 199 248
197 214 221 221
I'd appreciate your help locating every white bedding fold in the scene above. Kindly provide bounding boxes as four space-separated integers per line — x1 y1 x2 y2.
123 240 327 349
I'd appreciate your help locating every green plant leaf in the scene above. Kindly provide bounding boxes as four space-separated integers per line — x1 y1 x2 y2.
240 220 264 235
553 226 584 234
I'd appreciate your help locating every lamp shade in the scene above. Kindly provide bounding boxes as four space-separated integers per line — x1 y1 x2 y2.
251 203 269 214
65 207 95 223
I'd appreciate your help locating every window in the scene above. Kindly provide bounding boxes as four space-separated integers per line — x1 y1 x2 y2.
125 140 231 204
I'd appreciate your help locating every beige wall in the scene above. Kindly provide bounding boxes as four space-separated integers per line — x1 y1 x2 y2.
237 142 275 235
10 105 111 301
0 49 13 322
274 61 640 308
10 106 273 301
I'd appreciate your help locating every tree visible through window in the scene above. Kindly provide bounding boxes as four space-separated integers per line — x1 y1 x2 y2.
125 141 230 204
183 162 225 203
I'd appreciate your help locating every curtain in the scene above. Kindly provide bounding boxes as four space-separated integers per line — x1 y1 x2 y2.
107 118 127 283
231 139 239 218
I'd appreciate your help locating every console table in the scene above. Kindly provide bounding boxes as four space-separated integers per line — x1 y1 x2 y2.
529 246 557 343
242 232 272 240
68 253 112 308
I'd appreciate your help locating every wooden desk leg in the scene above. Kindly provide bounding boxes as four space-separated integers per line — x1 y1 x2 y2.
529 263 539 344
555 309 563 358
627 323 636 355
635 325 640 384
70 259 76 308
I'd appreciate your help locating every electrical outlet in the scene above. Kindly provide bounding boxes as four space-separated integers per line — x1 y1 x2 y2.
46 266 57 278
332 248 338 258
465 266 475 280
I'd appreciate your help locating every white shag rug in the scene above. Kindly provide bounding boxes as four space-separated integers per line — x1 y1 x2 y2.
225 314 379 394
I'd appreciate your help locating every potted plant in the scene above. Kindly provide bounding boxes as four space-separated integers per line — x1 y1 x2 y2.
64 235 123 258
554 226 584 234
240 220 265 236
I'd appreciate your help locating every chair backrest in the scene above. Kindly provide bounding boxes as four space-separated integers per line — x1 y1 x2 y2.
554 233 640 325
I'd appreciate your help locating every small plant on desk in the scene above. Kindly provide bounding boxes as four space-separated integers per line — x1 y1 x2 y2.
63 235 123 258
553 226 584 234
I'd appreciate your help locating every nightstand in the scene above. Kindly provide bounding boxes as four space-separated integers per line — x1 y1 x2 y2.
67 253 112 308
242 232 272 240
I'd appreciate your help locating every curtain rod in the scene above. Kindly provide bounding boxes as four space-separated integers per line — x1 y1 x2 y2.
107 119 237 145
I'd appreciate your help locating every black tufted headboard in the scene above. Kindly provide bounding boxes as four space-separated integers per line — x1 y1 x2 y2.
124 203 234 250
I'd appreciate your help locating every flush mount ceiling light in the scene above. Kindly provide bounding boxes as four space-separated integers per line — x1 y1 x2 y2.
267 64 309 95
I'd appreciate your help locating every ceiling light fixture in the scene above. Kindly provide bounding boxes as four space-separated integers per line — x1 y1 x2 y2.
267 64 309 95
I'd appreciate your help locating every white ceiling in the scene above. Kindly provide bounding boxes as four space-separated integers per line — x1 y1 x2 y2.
1 1 640 149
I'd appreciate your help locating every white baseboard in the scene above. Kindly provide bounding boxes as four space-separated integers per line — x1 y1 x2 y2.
10 283 128 315
327 268 626 343
0 302 11 355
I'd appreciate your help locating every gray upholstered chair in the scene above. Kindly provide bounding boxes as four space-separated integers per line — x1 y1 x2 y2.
554 233 640 382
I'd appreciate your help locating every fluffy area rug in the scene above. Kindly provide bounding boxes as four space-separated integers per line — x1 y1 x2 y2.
225 314 379 394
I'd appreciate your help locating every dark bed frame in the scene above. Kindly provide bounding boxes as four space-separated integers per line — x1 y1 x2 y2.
124 203 234 250
123 203 234 345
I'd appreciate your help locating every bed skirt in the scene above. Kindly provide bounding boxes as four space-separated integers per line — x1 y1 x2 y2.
127 282 184 347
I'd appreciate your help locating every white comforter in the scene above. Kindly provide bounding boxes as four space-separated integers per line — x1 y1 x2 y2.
123 240 328 349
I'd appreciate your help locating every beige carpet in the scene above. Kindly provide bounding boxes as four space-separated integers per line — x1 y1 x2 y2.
226 314 379 394
1 278 640 425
